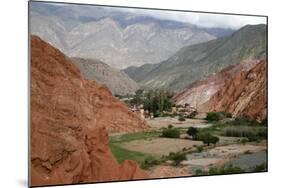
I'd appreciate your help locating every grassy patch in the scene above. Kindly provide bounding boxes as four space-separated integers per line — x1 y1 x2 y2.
193 118 267 142
109 131 161 166
110 131 161 143
109 142 152 164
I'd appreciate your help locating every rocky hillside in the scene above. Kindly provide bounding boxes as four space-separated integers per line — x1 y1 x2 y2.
125 24 267 91
71 57 139 95
199 60 267 121
174 59 260 108
30 35 148 186
30 2 219 69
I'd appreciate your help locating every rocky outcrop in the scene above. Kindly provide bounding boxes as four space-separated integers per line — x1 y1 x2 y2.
30 35 148 186
71 57 139 95
199 60 267 121
174 60 260 108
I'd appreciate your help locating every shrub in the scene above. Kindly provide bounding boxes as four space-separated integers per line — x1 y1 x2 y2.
178 116 186 121
187 111 198 118
200 133 219 146
154 111 161 117
244 150 252 154
195 169 208 176
167 152 186 166
241 138 248 145
168 124 174 129
141 156 161 169
257 127 267 139
162 128 180 138
224 112 233 118
196 165 243 175
187 127 198 139
232 117 260 126
261 118 268 126
208 165 243 175
196 146 204 153
206 112 224 121
254 163 267 172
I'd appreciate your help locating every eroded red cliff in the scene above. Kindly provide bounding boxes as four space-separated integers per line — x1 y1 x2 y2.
199 60 267 121
174 60 259 108
30 35 148 186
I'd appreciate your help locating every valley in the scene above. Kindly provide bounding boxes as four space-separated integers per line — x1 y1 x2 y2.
109 115 267 177
29 2 267 187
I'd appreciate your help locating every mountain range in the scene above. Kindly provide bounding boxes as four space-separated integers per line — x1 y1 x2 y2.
30 2 235 69
71 57 139 95
125 24 267 91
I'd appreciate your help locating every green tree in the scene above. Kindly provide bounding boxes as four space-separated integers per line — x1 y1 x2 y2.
187 127 198 139
201 133 219 146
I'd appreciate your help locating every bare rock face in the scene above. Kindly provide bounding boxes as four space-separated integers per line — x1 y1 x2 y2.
30 35 148 186
199 60 267 121
174 60 260 108
71 57 139 96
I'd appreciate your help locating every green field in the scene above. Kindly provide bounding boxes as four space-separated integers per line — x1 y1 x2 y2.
109 131 161 164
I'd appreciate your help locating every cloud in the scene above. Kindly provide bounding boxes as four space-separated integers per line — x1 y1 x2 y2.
117 7 266 29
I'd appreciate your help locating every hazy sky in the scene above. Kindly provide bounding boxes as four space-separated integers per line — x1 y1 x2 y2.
41 2 267 30
117 7 267 29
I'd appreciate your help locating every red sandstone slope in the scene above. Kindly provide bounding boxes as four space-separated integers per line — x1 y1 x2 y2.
30 35 148 186
174 60 260 108
199 60 267 121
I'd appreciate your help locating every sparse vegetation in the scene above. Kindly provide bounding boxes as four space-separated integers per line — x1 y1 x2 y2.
168 124 173 129
178 116 186 121
201 133 219 146
141 156 162 169
223 126 267 141
196 146 204 153
244 150 253 154
254 162 267 172
194 117 267 143
161 127 181 138
193 130 219 146
186 111 198 119
187 127 198 139
206 112 225 121
196 165 244 175
166 151 186 166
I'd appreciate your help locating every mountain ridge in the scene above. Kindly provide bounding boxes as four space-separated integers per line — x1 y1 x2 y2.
124 24 266 91
70 57 139 95
30 2 238 69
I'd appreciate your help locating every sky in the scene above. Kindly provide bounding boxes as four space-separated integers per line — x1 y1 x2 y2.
39 2 267 30
113 7 267 30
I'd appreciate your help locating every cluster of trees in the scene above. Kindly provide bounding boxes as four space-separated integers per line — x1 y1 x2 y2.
129 89 174 115
187 127 219 146
206 111 232 121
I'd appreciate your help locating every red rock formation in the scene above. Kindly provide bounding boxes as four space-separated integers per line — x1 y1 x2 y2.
199 60 267 121
30 35 148 186
174 60 259 108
